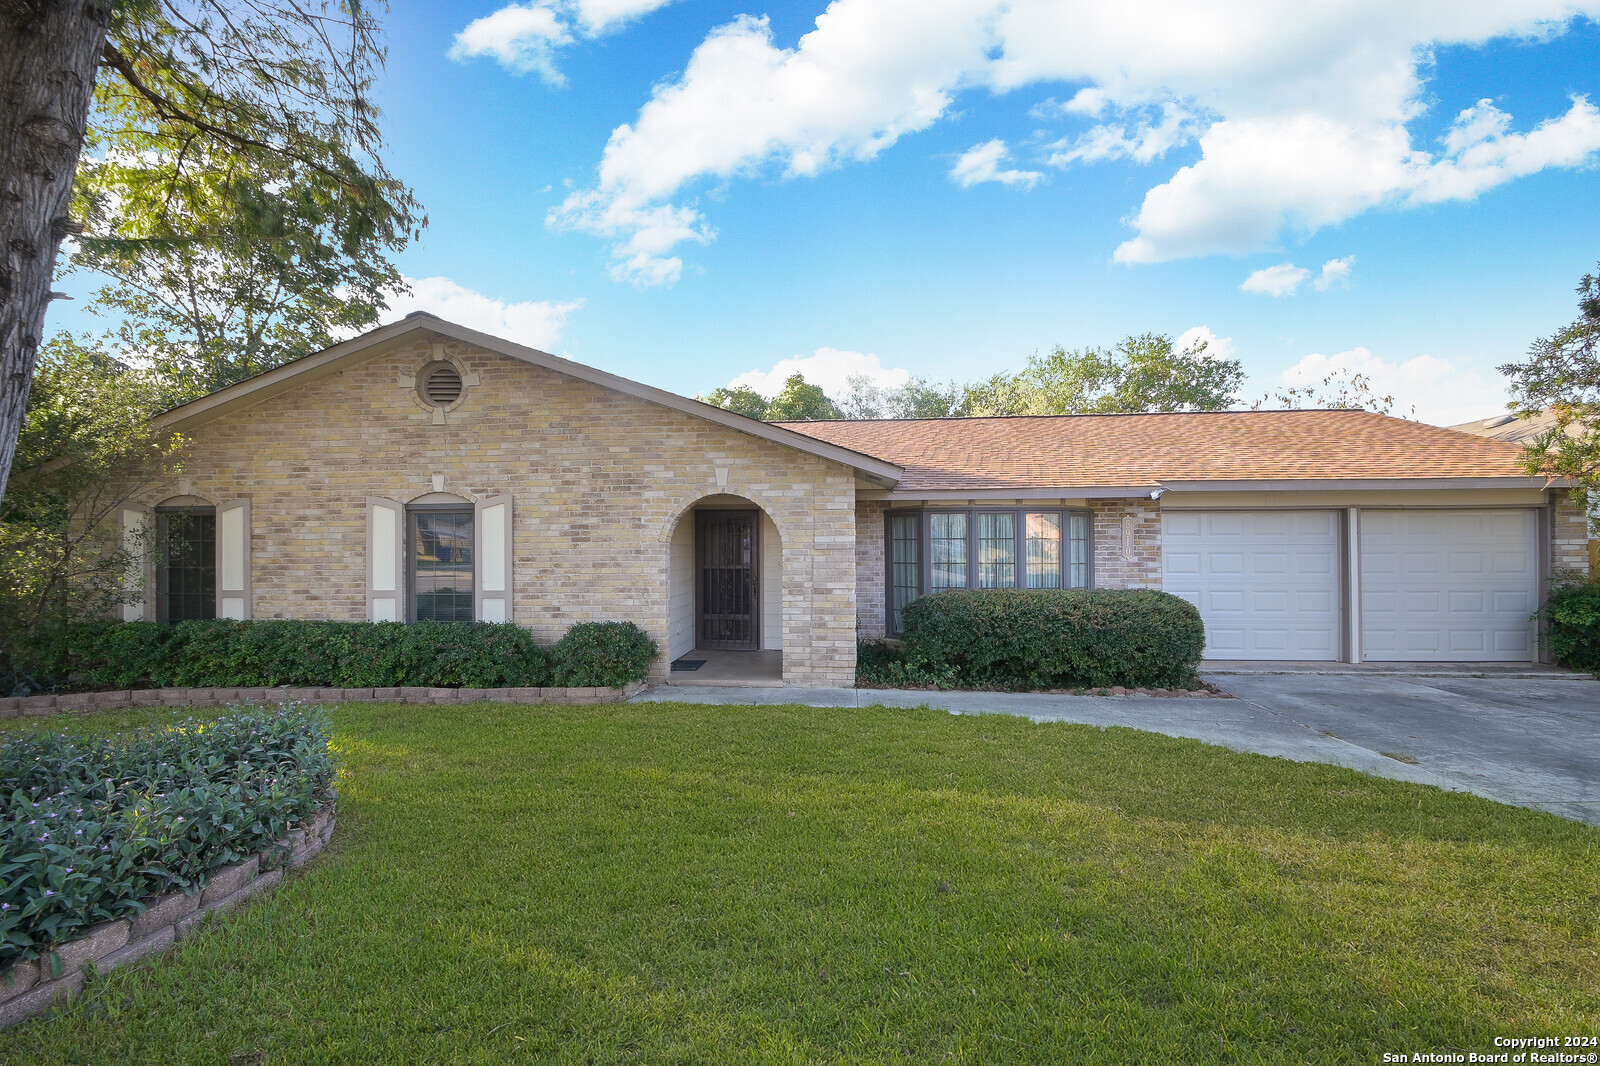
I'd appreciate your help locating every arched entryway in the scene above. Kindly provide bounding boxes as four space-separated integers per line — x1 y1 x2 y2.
666 494 783 682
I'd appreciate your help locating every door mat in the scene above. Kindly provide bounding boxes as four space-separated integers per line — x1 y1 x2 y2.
671 659 707 672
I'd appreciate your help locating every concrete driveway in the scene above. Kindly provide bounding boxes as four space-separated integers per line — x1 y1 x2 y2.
641 667 1600 825
1206 670 1600 825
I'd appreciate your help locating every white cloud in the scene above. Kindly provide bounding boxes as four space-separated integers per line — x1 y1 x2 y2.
548 0 1600 283
448 4 571 85
570 0 676 34
379 276 584 352
1176 325 1235 361
449 0 676 82
1045 101 1200 166
1407 96 1600 204
1241 262 1311 297
1274 347 1506 425
728 348 911 400
1314 255 1355 291
950 139 1042 188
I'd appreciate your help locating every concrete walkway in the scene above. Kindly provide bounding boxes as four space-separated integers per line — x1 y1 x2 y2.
636 671 1600 825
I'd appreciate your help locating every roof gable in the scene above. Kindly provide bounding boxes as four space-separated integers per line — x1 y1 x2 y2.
152 314 904 484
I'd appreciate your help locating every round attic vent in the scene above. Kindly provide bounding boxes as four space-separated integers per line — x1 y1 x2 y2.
419 363 463 407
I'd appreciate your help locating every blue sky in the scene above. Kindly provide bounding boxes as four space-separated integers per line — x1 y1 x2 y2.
55 1 1600 424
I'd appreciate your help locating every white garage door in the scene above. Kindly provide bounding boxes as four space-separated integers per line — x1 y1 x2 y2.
1162 511 1341 661
1359 509 1538 662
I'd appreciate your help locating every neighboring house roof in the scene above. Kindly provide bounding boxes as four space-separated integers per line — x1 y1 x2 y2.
1448 408 1561 445
777 410 1541 493
151 313 905 485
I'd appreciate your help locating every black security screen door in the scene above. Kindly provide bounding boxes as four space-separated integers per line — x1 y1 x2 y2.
697 510 759 650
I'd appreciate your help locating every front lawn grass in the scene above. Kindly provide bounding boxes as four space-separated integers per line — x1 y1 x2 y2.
1 700 1596 1064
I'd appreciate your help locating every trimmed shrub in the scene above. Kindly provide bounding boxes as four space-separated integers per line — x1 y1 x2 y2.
0 705 335 965
899 588 1205 690
552 622 658 687
12 620 558 692
855 639 958 688
1543 578 1600 674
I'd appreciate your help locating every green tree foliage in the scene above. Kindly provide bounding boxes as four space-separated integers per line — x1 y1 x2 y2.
963 333 1243 416
0 336 185 690
839 374 965 419
699 384 770 419
0 0 423 507
701 374 843 421
766 373 843 421
70 1 424 404
1500 262 1600 526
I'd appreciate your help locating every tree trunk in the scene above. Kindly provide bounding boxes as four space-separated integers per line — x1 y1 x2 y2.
0 0 108 503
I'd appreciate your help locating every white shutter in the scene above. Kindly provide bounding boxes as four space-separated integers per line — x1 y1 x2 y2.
121 506 153 622
216 499 252 619
475 495 513 623
366 498 405 622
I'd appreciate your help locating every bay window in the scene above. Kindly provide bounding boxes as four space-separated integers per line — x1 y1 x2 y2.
886 507 1093 633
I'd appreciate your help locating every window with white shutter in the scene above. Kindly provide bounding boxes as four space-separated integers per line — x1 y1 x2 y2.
216 499 252 619
366 498 405 622
474 495 513 622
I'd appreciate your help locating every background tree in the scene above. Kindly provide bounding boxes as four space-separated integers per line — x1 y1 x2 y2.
839 375 965 419
0 0 421 499
1250 370 1406 415
1500 261 1600 528
702 374 843 421
0 335 185 691
699 384 769 419
963 333 1242 416
764 373 842 421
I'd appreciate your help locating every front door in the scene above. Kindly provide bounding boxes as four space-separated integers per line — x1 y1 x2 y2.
696 510 760 650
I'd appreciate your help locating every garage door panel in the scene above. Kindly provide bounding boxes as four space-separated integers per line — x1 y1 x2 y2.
1163 510 1340 661
1359 509 1537 663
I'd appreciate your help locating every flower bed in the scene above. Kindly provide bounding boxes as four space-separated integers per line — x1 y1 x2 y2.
0 706 335 978
0 805 335 1028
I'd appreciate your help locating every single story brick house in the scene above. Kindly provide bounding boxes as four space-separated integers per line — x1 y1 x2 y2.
119 313 1590 685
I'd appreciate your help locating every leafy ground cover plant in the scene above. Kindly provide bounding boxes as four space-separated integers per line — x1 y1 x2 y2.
0 704 334 966
897 588 1206 690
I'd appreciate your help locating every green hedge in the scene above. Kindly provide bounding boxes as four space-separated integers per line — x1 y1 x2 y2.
1543 579 1600 674
0 705 335 966
12 619 658 693
897 588 1206 690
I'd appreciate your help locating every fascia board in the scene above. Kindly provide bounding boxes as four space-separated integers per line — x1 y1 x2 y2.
859 485 1159 501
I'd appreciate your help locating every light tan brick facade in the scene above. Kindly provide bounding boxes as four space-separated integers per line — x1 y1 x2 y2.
854 500 888 638
1552 489 1593 578
1088 499 1162 590
126 336 862 685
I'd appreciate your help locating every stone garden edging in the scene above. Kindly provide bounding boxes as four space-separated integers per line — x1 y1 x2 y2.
0 805 338 1028
0 681 650 719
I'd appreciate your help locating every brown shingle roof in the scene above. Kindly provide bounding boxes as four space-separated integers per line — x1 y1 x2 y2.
774 410 1530 491
1448 408 1561 445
